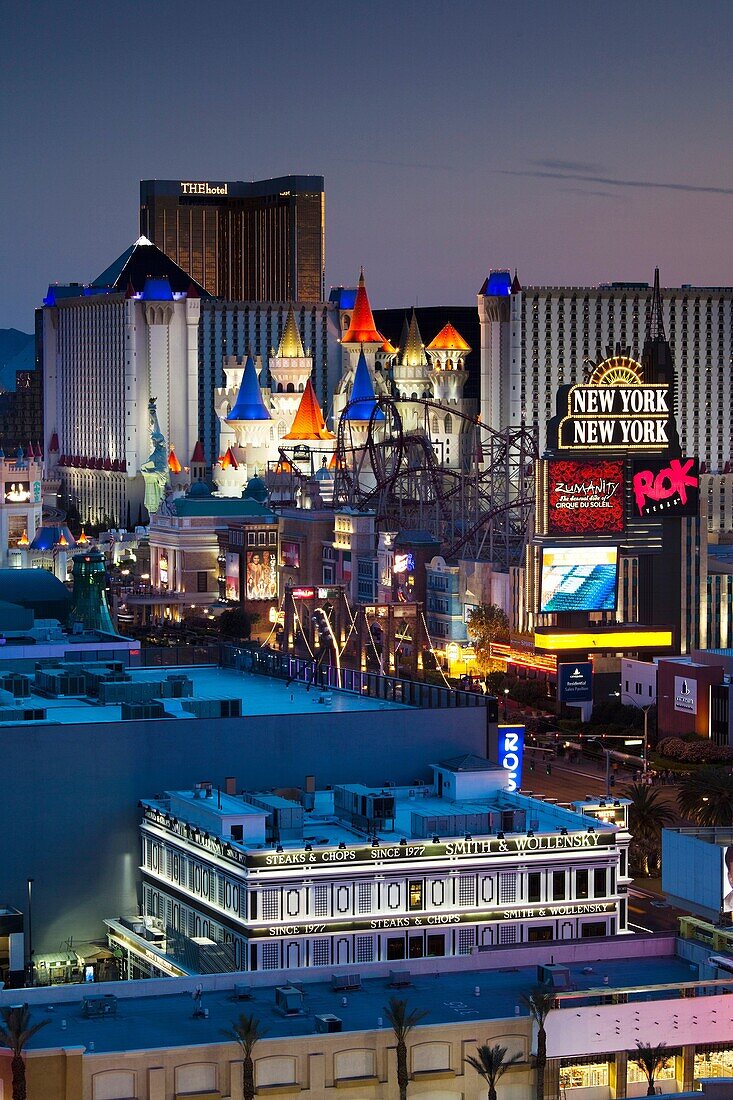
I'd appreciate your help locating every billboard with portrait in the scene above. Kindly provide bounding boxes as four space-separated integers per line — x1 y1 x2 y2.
540 546 618 613
547 458 624 536
225 553 240 601
246 548 277 601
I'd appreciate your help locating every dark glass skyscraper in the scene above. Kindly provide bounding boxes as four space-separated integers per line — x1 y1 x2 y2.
140 177 325 302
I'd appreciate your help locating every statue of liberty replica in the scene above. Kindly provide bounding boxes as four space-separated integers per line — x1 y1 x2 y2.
140 397 169 518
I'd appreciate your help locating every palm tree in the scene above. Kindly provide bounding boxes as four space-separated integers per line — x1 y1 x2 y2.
383 995 428 1100
631 1041 670 1095
466 1043 522 1100
0 1004 49 1100
678 767 733 827
521 983 555 1100
225 1013 267 1100
625 782 676 875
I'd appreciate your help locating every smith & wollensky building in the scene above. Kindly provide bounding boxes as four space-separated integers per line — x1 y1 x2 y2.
140 177 325 302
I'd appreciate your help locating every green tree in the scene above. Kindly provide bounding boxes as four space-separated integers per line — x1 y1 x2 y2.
384 996 428 1100
466 1043 522 1100
521 983 555 1100
467 604 510 673
678 767 733 826
625 782 676 875
630 1042 670 1096
225 1012 267 1100
0 1004 49 1100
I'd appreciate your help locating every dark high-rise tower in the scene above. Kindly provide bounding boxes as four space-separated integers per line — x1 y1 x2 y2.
140 177 325 302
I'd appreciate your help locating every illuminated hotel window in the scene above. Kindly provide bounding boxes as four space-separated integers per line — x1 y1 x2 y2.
261 890 279 920
627 1054 676 1083
313 885 329 917
499 873 517 904
559 1059 609 1089
694 1047 733 1078
408 881 423 911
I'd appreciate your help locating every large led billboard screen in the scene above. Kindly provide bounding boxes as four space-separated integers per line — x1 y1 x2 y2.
547 458 624 535
540 546 618 613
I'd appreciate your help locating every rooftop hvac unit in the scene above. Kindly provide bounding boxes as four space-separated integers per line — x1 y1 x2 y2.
0 673 31 698
0 707 47 723
120 701 168 720
182 698 242 719
315 1014 342 1033
275 985 304 1016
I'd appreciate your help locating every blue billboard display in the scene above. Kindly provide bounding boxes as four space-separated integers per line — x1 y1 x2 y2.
558 661 594 703
498 725 525 792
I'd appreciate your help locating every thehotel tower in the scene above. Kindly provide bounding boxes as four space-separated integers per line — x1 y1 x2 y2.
140 177 325 302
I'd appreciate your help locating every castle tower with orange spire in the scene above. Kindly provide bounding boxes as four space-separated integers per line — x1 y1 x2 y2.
334 270 391 424
425 322 473 468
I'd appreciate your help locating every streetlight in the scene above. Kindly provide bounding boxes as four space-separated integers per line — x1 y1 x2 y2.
503 688 509 720
27 877 34 987
610 691 653 777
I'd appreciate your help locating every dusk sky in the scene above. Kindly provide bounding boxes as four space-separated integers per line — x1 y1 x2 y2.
2 0 732 330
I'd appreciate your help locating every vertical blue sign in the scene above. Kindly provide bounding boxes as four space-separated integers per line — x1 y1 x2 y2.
498 724 525 792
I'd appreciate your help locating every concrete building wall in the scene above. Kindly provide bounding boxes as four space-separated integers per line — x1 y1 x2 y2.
2 703 488 951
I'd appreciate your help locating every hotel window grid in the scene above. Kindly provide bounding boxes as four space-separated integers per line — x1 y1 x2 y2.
457 928 475 954
499 924 517 944
261 943 279 970
313 885 329 917
355 936 374 963
261 889 279 920
357 882 371 913
499 872 517 904
312 939 330 967
458 876 476 906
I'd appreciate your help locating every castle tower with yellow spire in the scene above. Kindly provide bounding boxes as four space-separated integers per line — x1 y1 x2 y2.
269 304 314 445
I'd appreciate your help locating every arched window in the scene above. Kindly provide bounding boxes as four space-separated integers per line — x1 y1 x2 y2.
286 382 295 393
277 383 284 393
431 416 439 435
444 414 453 434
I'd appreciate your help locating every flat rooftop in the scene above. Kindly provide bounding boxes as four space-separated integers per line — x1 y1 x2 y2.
21 953 700 1054
146 774 616 856
0 666 410 726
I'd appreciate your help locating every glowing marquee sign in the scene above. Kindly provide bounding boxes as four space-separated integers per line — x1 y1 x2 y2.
549 356 678 453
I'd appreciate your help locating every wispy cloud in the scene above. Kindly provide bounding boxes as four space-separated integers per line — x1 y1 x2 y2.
504 167 733 196
555 186 619 201
530 158 606 174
